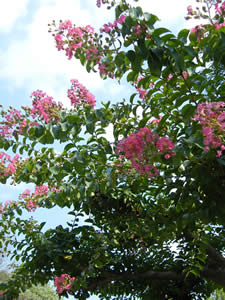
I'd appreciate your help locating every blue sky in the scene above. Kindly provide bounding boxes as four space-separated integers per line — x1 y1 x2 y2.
0 0 197 299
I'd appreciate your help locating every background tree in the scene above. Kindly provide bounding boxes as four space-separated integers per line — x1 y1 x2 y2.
0 269 60 300
1 0 225 299
208 289 225 300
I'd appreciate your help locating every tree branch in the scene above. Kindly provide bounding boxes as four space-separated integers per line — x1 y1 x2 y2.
201 268 225 287
88 270 185 291
88 266 225 292
205 244 225 268
101 270 184 281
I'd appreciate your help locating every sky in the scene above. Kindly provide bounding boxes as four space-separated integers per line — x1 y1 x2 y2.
0 0 197 299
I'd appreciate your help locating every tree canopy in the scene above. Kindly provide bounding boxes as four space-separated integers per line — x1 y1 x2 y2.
1 0 225 299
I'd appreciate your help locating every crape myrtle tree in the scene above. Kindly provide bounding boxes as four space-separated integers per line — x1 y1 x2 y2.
1 0 225 299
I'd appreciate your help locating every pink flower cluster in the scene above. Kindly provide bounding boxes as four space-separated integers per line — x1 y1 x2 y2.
214 22 225 29
215 1 225 15
20 185 60 212
51 20 117 78
193 101 225 157
100 15 126 34
20 188 39 212
190 24 203 42
0 108 24 138
0 200 17 215
85 48 114 78
0 152 20 178
132 24 150 37
134 77 154 100
54 274 76 294
31 90 63 124
116 127 176 179
0 91 62 140
68 79 96 108
35 184 49 196
54 20 94 60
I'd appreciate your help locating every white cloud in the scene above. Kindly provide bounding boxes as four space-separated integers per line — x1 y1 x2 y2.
0 0 30 33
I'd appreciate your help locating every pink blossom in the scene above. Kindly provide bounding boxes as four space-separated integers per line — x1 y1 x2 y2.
0 108 23 138
190 26 198 34
167 74 173 81
52 21 94 60
35 185 49 196
134 25 141 35
113 20 118 27
216 150 222 157
202 127 213 136
151 117 162 124
117 15 126 25
85 25 94 34
187 5 193 15
156 137 175 152
4 201 10 207
21 189 31 200
182 71 188 80
0 152 20 178
134 77 154 100
68 79 96 108
117 127 175 178
215 3 222 15
215 22 225 30
193 101 225 154
86 48 98 60
59 20 72 30
54 274 76 294
26 200 37 212
96 0 101 8
31 90 62 123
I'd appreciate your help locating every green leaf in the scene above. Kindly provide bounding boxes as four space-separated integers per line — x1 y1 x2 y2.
129 7 142 19
64 143 75 152
217 158 225 166
178 29 190 43
126 50 136 63
144 13 159 25
154 27 171 37
35 125 45 137
148 50 162 77
51 125 60 138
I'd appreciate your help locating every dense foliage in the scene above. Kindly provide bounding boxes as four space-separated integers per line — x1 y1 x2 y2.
1 0 225 299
